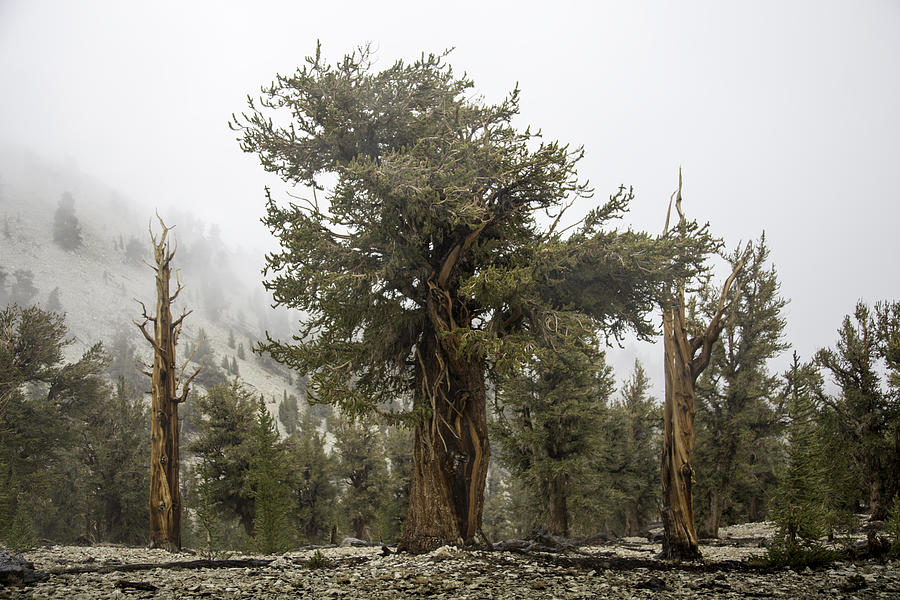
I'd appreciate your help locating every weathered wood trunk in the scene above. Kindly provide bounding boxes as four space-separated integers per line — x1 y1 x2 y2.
546 477 569 538
701 489 724 539
660 299 702 559
398 300 490 553
658 173 746 560
135 219 199 552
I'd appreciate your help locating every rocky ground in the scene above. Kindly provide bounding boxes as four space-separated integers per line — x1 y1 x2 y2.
2 524 899 599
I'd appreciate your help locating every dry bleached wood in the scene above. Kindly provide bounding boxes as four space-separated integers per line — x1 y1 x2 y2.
133 215 202 552
658 170 749 560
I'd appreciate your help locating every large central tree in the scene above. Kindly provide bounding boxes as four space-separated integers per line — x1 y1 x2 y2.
233 45 712 552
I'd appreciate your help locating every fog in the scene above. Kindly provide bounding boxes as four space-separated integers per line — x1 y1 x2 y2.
2 0 899 390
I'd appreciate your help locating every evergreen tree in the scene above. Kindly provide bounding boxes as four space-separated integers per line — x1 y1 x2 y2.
770 353 829 549
228 330 236 349
106 323 144 393
53 191 83 251
284 411 337 543
604 360 661 536
237 343 246 361
329 410 388 540
190 381 257 535
0 305 150 544
76 376 150 544
874 301 900 508
817 302 895 519
235 44 715 551
492 343 613 537
277 391 300 435
249 397 294 553
377 423 413 542
693 235 788 536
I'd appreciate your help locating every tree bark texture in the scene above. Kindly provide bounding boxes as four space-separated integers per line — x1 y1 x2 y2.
135 218 199 552
398 287 490 553
659 173 746 560
660 297 702 560
546 477 570 538
701 488 724 539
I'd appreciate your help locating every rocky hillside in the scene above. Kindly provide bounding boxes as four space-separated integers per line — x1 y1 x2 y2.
0 148 302 422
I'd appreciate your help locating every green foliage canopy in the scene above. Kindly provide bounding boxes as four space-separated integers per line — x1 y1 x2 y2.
232 44 716 421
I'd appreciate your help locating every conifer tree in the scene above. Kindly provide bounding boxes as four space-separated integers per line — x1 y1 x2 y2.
1 306 149 545
190 380 257 536
605 360 661 536
277 391 300 435
235 44 714 552
330 410 388 540
284 411 337 543
249 397 294 553
817 302 895 519
694 235 788 537
492 343 614 537
377 423 413 542
53 191 83 251
190 460 225 559
770 353 828 549
125 236 144 265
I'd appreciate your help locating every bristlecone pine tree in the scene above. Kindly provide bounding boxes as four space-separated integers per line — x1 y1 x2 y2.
770 353 828 550
693 234 788 537
135 217 200 551
659 171 748 560
492 341 614 538
233 45 714 552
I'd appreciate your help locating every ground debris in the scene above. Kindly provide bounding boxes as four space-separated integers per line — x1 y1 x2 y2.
0 550 47 585
5 527 899 599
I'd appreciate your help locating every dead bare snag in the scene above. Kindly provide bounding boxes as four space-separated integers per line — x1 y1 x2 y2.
134 216 201 552
659 171 747 560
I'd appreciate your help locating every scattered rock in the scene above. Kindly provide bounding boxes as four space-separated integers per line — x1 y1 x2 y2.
0 550 48 585
3 537 898 599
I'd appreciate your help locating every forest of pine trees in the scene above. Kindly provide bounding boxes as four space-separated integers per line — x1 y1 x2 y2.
1 45 899 562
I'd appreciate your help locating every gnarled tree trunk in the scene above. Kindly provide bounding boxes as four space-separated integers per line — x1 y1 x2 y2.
398 281 490 553
135 218 200 552
659 173 746 560
660 293 702 559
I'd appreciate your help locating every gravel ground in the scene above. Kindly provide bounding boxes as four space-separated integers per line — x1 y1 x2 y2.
2 524 899 599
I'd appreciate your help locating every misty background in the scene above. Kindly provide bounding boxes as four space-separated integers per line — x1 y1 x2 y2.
1 0 898 392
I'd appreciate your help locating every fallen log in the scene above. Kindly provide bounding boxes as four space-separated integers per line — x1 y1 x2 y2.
49 557 275 575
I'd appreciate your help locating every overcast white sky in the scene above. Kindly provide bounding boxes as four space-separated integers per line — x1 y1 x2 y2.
1 0 898 385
